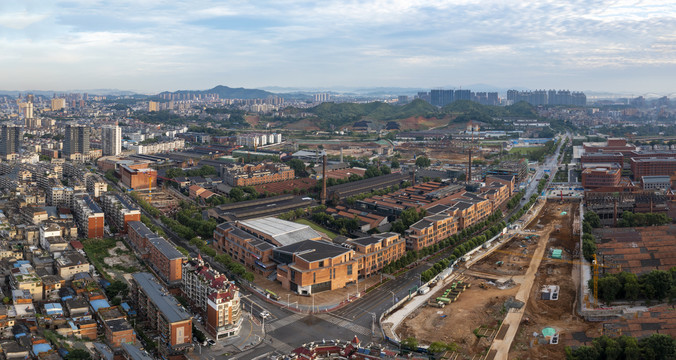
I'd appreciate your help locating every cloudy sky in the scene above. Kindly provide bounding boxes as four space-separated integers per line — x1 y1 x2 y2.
0 0 674 94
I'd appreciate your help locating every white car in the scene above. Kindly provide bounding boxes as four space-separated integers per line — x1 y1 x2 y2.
260 310 271 319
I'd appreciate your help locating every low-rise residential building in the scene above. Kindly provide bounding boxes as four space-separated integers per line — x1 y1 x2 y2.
55 251 89 280
130 272 193 357
147 237 185 285
10 263 43 301
72 195 105 238
127 221 155 256
99 306 135 350
101 193 141 233
182 256 242 339
126 221 185 285
47 186 74 207
85 173 108 198
128 139 185 155
222 161 294 187
345 232 406 278
39 223 68 254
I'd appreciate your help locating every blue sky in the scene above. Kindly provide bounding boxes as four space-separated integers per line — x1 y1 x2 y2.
0 0 674 94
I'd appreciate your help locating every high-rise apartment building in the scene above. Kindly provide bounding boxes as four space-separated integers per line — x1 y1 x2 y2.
63 124 90 158
51 98 66 111
101 125 122 156
0 125 21 157
430 89 454 107
148 101 159 112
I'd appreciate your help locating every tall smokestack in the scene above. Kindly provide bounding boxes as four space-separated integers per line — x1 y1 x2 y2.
321 154 327 205
410 170 415 186
340 148 344 163
467 149 472 184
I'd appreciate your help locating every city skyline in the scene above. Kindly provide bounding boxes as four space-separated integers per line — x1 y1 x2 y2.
1 0 675 94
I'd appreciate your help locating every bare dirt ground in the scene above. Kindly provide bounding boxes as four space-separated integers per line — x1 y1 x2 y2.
398 116 452 130
245 115 260 127
398 281 519 355
508 202 601 360
284 118 321 131
103 241 136 268
396 201 601 359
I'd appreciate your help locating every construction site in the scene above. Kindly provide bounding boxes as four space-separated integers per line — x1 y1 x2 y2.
134 186 181 214
395 200 600 359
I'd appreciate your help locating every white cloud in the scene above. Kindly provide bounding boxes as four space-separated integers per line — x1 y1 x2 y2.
0 0 673 92
0 11 48 29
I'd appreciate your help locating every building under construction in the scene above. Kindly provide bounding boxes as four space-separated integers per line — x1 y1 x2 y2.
584 191 670 226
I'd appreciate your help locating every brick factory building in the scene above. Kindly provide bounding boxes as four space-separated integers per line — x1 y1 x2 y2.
581 166 621 189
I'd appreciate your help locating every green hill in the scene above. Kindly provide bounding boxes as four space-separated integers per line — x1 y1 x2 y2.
159 85 275 100
292 99 540 130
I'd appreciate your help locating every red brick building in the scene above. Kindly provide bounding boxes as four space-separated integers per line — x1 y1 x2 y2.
120 164 157 190
631 158 676 179
583 138 638 156
581 152 624 166
131 273 193 357
581 167 621 189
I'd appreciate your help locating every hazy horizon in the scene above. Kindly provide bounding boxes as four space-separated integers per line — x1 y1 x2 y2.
1 1 674 95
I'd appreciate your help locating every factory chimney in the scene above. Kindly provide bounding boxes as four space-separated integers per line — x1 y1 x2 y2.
321 154 327 205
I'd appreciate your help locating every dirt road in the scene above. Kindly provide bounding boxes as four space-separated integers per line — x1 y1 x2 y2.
488 226 553 359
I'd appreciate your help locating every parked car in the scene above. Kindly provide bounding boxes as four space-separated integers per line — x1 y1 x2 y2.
260 310 271 319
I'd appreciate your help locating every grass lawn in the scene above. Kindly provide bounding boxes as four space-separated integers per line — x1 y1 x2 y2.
294 218 339 239
509 146 542 154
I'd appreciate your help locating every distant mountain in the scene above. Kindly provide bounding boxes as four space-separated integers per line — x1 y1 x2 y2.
159 85 275 100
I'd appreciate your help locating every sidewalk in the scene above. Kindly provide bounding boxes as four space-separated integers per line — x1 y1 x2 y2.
192 312 264 359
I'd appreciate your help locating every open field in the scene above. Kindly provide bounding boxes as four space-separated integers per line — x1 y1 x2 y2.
294 218 339 239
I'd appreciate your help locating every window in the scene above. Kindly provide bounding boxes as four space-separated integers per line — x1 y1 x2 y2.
318 260 324 267
347 264 353 275
313 272 316 283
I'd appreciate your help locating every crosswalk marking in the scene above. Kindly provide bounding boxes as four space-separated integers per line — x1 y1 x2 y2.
265 313 305 332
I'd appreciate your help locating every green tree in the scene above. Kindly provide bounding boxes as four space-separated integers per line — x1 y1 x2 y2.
229 188 245 201
401 337 419 350
287 159 309 177
391 158 400 168
619 336 642 360
585 211 601 228
65 349 92 360
598 276 622 304
641 270 673 300
571 345 600 360
639 333 676 360
415 156 431 168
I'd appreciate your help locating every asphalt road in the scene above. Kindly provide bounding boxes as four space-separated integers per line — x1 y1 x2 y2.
104 132 571 359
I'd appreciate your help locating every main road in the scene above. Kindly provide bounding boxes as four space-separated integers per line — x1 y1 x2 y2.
108 132 570 359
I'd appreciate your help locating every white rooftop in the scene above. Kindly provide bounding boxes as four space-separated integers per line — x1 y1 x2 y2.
239 217 322 246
